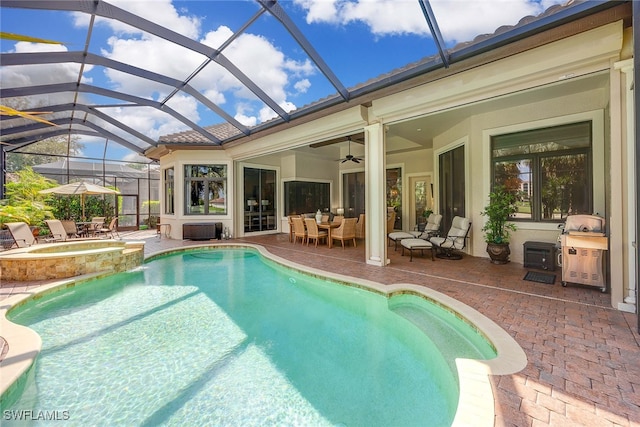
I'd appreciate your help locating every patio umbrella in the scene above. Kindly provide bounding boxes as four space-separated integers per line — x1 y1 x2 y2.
39 182 120 220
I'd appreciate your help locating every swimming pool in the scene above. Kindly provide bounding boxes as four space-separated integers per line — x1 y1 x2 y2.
1 244 527 426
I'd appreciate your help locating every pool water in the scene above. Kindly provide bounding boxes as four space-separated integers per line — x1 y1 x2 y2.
4 248 495 426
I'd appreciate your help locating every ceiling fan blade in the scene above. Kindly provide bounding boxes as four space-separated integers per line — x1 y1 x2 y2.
352 158 360 163
341 158 348 163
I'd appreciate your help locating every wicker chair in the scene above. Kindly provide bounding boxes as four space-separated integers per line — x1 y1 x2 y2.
386 211 396 234
287 216 296 242
355 214 365 239
331 217 357 249
291 216 307 244
304 218 328 247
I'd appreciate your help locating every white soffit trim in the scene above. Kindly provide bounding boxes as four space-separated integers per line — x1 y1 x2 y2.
371 21 624 124
226 105 369 161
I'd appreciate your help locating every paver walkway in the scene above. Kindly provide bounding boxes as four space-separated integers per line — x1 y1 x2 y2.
2 230 638 426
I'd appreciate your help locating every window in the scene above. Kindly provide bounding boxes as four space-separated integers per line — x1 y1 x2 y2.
343 172 365 217
491 122 591 222
184 165 227 215
164 167 174 215
284 181 330 215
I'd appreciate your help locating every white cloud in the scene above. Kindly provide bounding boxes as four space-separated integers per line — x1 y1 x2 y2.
93 11 315 129
73 0 201 39
294 0 566 43
294 79 311 94
297 0 341 24
0 42 95 108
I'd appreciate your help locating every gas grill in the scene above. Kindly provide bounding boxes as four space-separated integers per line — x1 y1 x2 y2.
559 214 608 292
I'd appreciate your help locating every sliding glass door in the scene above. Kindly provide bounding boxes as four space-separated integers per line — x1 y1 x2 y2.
438 145 465 230
244 167 276 232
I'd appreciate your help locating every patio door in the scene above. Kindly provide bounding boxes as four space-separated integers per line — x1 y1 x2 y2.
244 167 276 232
409 175 433 229
438 145 465 231
117 195 138 231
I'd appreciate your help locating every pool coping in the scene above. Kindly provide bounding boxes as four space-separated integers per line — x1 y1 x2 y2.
1 243 527 425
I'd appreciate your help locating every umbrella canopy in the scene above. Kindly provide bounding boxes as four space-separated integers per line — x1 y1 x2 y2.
40 182 120 220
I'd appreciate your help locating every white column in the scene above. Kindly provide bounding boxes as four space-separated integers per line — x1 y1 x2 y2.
364 122 387 266
615 59 637 312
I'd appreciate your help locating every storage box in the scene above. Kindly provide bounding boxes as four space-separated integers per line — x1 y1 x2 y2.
523 241 556 271
183 222 222 240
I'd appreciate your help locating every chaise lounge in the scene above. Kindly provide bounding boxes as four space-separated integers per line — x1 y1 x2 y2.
430 216 472 260
389 213 443 251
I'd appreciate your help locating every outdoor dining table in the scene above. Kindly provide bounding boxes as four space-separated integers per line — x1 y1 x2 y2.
317 221 341 249
75 221 92 237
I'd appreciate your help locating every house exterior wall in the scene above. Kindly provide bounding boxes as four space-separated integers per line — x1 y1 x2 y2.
159 19 635 310
159 150 234 240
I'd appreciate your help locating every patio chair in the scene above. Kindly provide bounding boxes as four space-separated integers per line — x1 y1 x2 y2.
355 214 365 239
5 222 37 248
386 211 396 234
304 218 328 247
86 217 105 237
61 220 81 238
388 213 442 251
400 236 435 262
287 216 296 242
292 216 307 244
429 216 472 260
44 220 73 242
95 217 120 239
331 217 357 249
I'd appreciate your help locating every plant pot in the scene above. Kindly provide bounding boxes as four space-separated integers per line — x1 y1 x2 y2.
487 242 510 264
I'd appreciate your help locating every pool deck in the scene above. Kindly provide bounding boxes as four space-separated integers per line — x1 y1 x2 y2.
1 230 638 426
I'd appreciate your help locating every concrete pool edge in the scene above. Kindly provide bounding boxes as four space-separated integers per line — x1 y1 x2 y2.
1 243 527 425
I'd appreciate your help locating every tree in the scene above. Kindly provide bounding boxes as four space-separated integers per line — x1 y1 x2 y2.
6 135 85 171
2 97 84 171
0 167 57 227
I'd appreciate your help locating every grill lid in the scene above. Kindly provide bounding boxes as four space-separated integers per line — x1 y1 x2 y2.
563 214 605 233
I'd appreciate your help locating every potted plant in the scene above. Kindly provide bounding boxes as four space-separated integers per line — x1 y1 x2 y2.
481 186 518 264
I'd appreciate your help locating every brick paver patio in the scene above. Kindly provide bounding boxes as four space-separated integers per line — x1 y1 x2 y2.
2 230 638 426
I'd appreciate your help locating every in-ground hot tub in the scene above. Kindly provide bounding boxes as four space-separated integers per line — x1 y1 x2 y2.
0 240 145 281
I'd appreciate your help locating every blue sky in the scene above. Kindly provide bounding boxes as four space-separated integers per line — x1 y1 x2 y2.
1 0 564 161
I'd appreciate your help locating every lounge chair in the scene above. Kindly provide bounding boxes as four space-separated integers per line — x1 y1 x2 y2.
388 213 442 250
6 222 38 248
401 236 435 261
44 219 72 241
304 218 328 247
429 216 472 260
331 217 357 249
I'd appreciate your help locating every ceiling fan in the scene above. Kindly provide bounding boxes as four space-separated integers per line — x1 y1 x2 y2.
339 137 363 163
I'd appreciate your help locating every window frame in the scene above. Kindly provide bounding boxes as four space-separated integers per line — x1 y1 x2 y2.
183 164 228 216
163 167 174 215
490 121 593 223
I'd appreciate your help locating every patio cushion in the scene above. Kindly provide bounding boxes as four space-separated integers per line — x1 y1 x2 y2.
400 238 434 261
388 231 419 250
